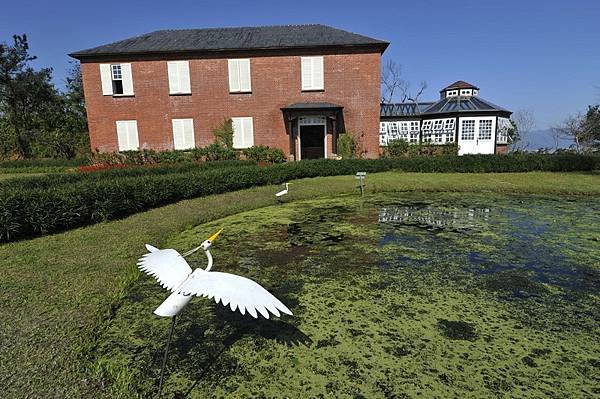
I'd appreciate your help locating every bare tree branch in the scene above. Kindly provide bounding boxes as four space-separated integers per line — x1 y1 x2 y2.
381 59 427 104
510 108 536 152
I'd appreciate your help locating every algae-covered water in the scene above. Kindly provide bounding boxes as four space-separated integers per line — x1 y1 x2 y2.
96 193 600 398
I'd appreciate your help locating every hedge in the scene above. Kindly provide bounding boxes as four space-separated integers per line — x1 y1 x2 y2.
0 154 598 242
0 160 256 191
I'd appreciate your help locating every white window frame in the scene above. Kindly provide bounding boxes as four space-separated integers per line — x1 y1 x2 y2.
228 59 251 93
461 120 476 140
116 120 139 151
167 61 191 95
100 63 134 96
171 118 195 150
301 56 324 91
479 119 493 140
231 117 254 149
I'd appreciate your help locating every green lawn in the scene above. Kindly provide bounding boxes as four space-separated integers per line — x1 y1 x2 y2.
0 171 599 398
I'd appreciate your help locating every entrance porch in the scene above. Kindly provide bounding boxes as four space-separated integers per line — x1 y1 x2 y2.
281 102 344 161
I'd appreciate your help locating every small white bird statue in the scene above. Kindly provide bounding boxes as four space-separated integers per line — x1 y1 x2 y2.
138 228 293 319
275 183 290 200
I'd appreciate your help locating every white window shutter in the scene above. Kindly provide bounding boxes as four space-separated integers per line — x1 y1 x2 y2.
116 120 139 151
116 121 127 150
121 63 134 95
239 59 251 92
100 64 113 95
128 120 139 150
167 62 180 94
301 57 312 90
228 60 240 92
183 119 195 148
312 56 324 89
232 117 243 148
172 119 184 149
243 117 254 147
178 61 191 94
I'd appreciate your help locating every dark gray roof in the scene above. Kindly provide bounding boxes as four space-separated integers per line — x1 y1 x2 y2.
380 102 435 117
381 96 510 118
281 102 343 110
70 24 389 58
441 80 479 92
422 96 509 115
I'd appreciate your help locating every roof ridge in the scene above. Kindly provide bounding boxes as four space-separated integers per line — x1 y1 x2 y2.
70 24 389 58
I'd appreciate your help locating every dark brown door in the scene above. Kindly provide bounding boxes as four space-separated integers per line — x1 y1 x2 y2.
300 125 325 159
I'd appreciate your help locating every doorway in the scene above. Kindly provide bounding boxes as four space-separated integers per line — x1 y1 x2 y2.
300 125 325 159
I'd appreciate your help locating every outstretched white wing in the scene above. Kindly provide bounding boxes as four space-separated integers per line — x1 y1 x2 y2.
177 269 293 319
137 244 192 291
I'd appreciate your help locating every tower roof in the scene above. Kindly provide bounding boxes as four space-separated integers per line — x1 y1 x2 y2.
440 81 480 92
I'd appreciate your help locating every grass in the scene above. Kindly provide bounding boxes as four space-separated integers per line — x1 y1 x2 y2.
0 171 599 397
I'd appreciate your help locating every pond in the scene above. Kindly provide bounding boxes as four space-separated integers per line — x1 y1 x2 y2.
97 193 600 398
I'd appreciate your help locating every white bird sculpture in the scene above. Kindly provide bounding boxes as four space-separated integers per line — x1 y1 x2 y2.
275 183 290 200
138 228 293 319
139 229 292 396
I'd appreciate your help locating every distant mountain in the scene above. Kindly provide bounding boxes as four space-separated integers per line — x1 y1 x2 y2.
520 129 574 151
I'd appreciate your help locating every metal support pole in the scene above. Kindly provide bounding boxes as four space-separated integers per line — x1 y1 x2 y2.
158 315 177 398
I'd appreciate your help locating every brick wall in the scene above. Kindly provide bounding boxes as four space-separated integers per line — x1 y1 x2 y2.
81 50 382 158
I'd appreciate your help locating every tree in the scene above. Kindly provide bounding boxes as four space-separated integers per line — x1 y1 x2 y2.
381 59 427 104
0 35 89 159
509 108 536 152
0 34 64 158
213 118 234 148
44 62 89 158
553 105 600 152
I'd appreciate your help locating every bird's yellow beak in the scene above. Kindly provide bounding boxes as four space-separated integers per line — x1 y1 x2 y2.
207 228 223 242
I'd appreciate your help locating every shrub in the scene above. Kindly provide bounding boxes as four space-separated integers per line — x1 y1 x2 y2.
199 143 239 161
336 133 357 159
243 145 285 163
0 154 598 242
383 139 411 158
213 118 234 148
382 141 458 157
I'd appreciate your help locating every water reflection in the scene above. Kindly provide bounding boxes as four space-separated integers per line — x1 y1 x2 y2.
378 205 491 230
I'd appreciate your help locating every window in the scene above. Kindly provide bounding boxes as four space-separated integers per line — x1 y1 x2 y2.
460 89 472 96
446 90 458 97
172 119 195 150
422 120 433 132
461 120 475 140
301 56 324 90
228 59 251 93
167 61 191 94
479 119 493 140
497 117 511 144
100 63 133 96
388 122 399 141
232 117 254 149
111 65 124 95
409 121 420 132
433 119 444 132
443 119 455 132
379 122 388 135
116 120 139 151
379 123 388 145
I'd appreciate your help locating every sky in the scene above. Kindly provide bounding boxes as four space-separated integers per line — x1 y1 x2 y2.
2 0 599 130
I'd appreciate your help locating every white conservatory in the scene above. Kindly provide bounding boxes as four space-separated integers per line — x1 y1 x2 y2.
380 81 513 155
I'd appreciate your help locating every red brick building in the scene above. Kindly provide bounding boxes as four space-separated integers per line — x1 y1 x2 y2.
70 25 388 160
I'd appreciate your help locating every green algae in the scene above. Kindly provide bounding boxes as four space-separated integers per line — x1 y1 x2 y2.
94 193 600 398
